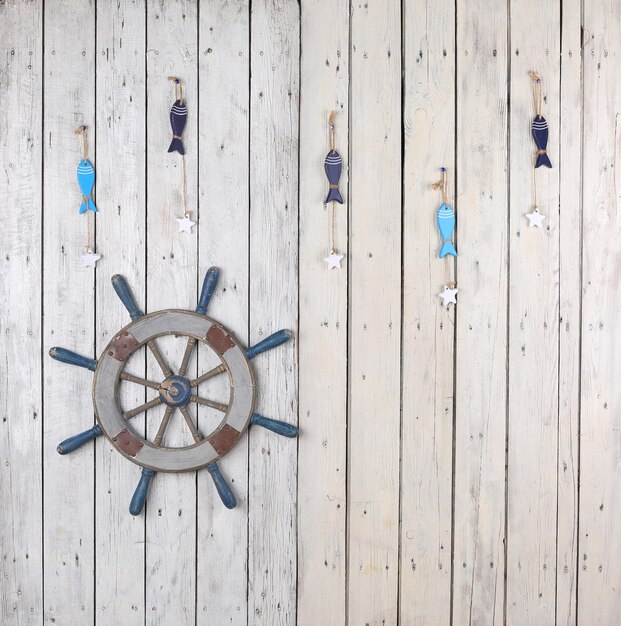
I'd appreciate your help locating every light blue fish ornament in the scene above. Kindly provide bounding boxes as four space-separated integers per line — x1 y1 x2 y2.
437 203 457 258
433 167 457 258
77 159 97 214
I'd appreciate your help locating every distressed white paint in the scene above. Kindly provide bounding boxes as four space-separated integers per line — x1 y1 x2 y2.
298 1 348 624
0 2 42 624
95 1 146 623
248 2 299 624
506 2 560 623
42 1 96 624
347 1 402 624
579 0 621 622
453 0 508 623
400 0 455 622
196 2 250 624
3 1 621 624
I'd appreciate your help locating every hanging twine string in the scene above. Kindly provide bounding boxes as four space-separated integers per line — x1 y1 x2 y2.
75 125 93 252
168 75 184 104
432 166 448 204
328 111 337 253
529 71 542 117
433 167 455 289
74 124 88 160
169 77 189 218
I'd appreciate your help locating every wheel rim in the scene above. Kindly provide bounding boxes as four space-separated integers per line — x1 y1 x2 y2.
93 309 256 472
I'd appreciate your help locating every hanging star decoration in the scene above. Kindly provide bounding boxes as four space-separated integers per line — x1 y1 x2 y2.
439 284 458 307
525 208 545 228
177 212 196 234
324 251 344 270
81 249 102 268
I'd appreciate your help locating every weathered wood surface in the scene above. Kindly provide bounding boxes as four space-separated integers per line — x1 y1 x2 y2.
400 0 455 622
196 1 250 624
2 1 620 624
347 1 402 623
0 2 42 624
506 2 560 623
42 1 96 624
298 0 348 624
248 1 299 623
453 0 508 623
95 1 146 623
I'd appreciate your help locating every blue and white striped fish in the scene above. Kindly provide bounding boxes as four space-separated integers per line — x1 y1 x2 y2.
437 203 457 258
168 99 187 155
532 115 552 168
77 159 97 213
324 150 344 204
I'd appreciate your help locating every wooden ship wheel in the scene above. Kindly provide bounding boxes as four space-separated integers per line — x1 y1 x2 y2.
49 268 297 515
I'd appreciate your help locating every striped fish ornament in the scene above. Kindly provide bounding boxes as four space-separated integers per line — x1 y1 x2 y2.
437 203 457 258
324 150 344 204
532 115 552 168
168 99 187 155
77 159 97 213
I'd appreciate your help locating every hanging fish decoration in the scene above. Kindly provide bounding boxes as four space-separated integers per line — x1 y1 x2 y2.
532 115 552 168
168 99 187 155
529 72 552 169
77 159 97 214
437 203 457 258
324 149 344 204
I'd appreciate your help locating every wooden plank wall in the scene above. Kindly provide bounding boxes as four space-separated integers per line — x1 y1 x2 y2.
2 0 621 624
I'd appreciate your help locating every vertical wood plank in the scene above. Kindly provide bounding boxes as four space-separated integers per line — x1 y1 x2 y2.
145 2 198 624
556 0 582 622
347 0 402 623
196 1 250 624
95 1 146 623
453 0 508 622
506 2 561 623
579 0 621 622
42 1 96 623
400 0 455 622
0 2 43 624
298 0 349 623
248 1 299 623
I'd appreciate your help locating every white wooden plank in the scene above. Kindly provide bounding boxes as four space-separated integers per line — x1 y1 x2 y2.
347 0 401 623
453 0 508 622
400 0 455 622
298 1 349 624
506 3 561 623
42 1 96 623
95 1 146 623
578 0 621 622
248 1 299 623
556 0 582 622
145 2 198 624
196 2 250 624
0 2 43 624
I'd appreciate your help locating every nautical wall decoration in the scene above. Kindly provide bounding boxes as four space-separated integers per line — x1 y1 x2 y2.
526 71 549 228
167 76 195 234
432 167 458 307
75 125 101 268
48 268 298 515
323 111 345 269
529 71 552 169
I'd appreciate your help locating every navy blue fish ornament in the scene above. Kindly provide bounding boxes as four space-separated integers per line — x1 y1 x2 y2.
324 150 344 204
529 72 552 169
532 115 551 168
168 99 187 155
